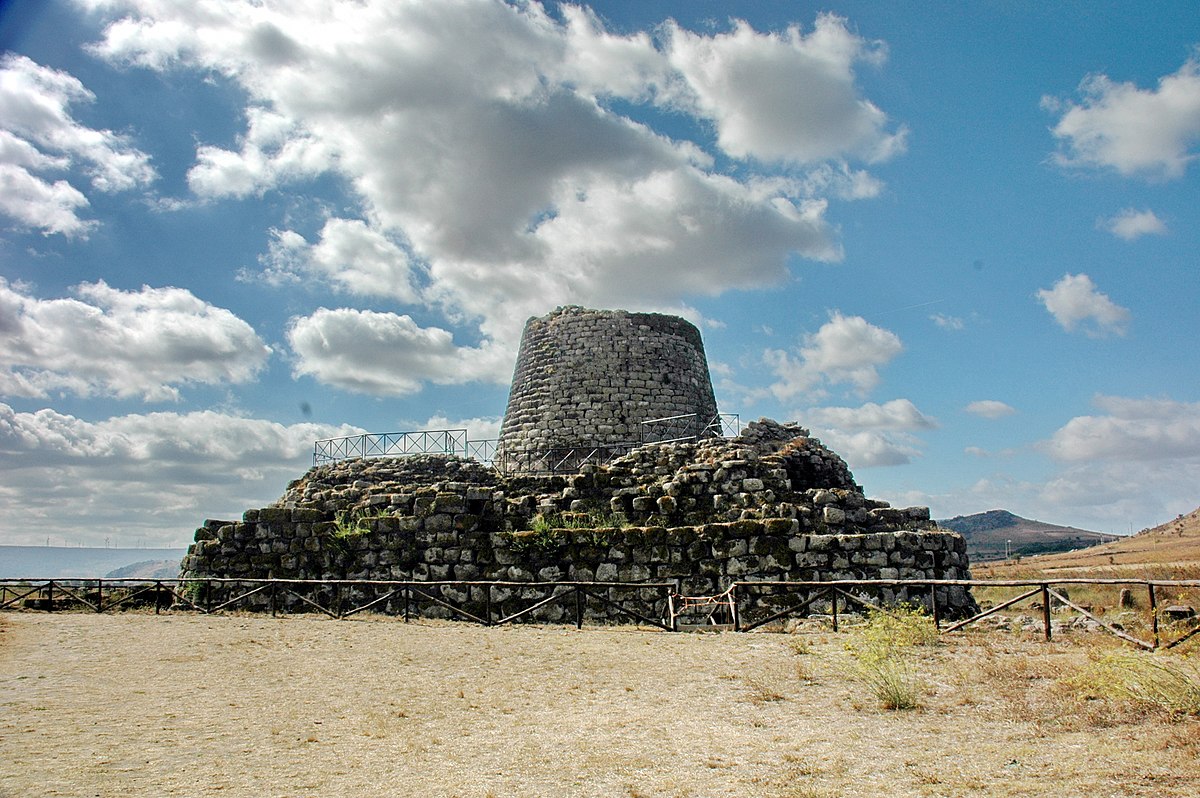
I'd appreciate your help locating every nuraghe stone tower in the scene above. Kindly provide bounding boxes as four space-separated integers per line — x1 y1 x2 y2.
180 304 978 624
497 306 719 461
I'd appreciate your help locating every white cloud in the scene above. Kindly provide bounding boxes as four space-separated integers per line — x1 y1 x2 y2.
286 308 511 397
965 400 1016 419
1036 273 1130 337
804 398 933 469
801 396 931 468
1100 207 1167 241
807 399 936 431
412 414 503 445
82 1 903 370
258 218 420 302
0 54 155 236
766 312 903 399
815 428 922 468
664 14 906 164
0 278 271 401
1045 55 1200 179
0 402 361 545
930 313 964 331
188 106 333 198
1042 395 1200 462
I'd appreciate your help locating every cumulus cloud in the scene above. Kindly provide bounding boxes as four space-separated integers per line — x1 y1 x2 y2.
663 14 906 164
803 398 934 469
258 218 421 302
1036 273 1130 337
1045 54 1200 179
188 106 332 199
965 400 1016 419
815 429 923 468
286 308 510 396
807 399 936 430
0 54 155 236
411 414 503 445
81 1 903 369
0 402 361 545
1042 395 1200 462
0 279 271 401
1099 207 1167 241
766 312 903 399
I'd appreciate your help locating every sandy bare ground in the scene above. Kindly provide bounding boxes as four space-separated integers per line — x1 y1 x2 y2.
0 612 1197 798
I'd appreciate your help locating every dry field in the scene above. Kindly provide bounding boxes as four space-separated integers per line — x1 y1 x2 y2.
978 506 1200 580
1 611 1198 798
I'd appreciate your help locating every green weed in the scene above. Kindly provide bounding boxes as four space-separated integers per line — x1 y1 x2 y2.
846 605 938 711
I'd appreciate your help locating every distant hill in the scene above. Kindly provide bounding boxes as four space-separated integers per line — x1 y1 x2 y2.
0 547 187 579
936 509 1109 561
977 505 1200 578
104 560 182 580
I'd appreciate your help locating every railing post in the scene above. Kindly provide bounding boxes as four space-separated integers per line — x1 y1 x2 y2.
830 587 838 633
46 580 54 612
154 580 162 615
403 584 410 622
575 584 584 630
730 583 740 632
205 579 213 614
96 578 104 613
1148 583 1159 649
485 583 492 626
929 583 941 630
269 581 277 617
1041 583 1052 641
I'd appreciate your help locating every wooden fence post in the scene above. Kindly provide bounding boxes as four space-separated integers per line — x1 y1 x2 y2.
1041 584 1052 641
830 588 838 633
1148 583 1159 649
575 585 584 630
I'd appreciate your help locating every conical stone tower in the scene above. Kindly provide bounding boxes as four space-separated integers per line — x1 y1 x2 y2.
496 306 719 466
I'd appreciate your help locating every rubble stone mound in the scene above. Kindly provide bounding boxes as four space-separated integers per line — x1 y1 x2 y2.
182 418 976 623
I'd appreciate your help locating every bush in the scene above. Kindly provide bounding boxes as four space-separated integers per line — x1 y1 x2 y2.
847 606 938 711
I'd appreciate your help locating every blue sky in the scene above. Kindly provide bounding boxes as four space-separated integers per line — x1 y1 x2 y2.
1 0 1198 546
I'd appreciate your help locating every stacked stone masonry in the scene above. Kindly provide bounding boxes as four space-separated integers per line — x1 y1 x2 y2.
497 307 719 461
182 420 976 623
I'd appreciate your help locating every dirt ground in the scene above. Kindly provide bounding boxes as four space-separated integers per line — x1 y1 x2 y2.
1 612 1197 798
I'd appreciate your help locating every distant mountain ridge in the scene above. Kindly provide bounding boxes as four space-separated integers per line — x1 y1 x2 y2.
936 509 1109 561
0 546 187 579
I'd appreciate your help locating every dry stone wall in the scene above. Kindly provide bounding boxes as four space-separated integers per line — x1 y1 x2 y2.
497 307 719 460
181 420 976 623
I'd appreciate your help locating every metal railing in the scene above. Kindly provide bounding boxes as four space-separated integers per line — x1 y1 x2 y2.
312 414 740 468
640 413 740 444
314 429 468 465
490 443 638 474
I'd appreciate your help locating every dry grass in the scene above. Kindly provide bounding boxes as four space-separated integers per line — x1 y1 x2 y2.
978 506 1200 581
1 612 1199 797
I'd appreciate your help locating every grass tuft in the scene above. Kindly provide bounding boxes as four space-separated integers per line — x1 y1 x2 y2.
1067 652 1200 719
846 605 938 711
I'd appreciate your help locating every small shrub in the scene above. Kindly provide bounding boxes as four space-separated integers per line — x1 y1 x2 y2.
506 526 562 555
846 606 938 711
855 656 921 710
